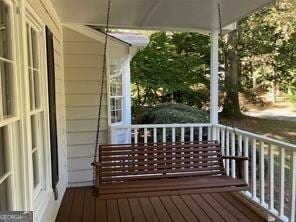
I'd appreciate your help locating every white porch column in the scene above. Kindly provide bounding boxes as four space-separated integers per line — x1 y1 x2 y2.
210 30 219 140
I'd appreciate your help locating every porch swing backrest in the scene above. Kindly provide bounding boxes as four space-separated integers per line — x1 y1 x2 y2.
99 141 226 183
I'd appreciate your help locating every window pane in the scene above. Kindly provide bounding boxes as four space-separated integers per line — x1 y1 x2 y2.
110 75 122 96
31 115 37 150
26 24 32 68
0 126 9 178
32 151 39 188
0 1 12 60
33 70 40 109
28 70 34 110
0 61 14 118
116 98 122 110
116 110 122 123
31 29 39 69
0 178 11 211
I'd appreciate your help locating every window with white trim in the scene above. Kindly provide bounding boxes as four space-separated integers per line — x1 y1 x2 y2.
110 67 123 124
0 0 18 211
25 19 46 198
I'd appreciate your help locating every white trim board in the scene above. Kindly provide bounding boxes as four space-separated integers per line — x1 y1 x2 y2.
63 23 131 47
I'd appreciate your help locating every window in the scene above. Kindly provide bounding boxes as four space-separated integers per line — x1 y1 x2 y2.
0 0 15 119
26 20 45 198
0 126 11 210
110 68 123 124
0 0 17 211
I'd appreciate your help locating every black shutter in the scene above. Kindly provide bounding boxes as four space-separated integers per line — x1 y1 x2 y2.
45 26 59 200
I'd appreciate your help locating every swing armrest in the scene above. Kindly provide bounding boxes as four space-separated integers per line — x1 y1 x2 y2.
222 156 249 179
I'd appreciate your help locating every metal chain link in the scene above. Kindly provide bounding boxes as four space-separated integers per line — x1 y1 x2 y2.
218 3 223 37
92 0 112 192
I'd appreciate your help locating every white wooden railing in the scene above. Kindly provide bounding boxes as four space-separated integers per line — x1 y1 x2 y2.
110 123 296 222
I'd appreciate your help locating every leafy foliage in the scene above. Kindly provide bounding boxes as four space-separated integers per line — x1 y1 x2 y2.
238 0 296 94
139 103 209 124
131 32 211 110
131 0 296 119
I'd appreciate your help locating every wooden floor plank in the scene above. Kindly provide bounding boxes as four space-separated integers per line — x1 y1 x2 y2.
212 193 251 222
150 197 172 222
56 188 75 222
180 195 211 222
160 196 186 222
191 194 224 222
95 199 107 222
57 187 268 222
139 198 159 222
221 193 265 222
118 199 133 222
82 188 95 222
69 188 86 222
201 194 239 222
129 198 147 222
107 200 120 222
170 196 199 222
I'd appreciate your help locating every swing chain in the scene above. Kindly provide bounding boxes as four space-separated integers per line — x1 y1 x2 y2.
93 0 112 192
218 3 223 37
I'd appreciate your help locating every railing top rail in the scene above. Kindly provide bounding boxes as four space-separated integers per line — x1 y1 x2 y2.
215 124 296 150
127 123 212 129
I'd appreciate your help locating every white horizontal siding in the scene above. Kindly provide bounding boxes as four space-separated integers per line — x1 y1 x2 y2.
65 81 107 94
64 27 108 186
66 106 108 120
65 94 107 107
67 144 95 158
64 42 104 55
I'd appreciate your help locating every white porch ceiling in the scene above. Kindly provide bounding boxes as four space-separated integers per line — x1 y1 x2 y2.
50 0 274 32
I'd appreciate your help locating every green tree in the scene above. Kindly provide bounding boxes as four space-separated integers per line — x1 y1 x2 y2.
131 32 211 112
238 0 296 100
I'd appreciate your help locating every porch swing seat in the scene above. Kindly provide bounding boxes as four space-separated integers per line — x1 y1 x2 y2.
96 141 249 199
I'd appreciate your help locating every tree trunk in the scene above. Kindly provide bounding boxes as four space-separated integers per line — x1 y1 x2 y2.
222 30 242 117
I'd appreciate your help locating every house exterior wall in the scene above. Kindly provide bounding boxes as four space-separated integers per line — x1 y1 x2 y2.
63 27 109 187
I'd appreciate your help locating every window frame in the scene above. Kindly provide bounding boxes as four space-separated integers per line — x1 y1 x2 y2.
109 67 124 125
0 0 21 211
23 5 52 209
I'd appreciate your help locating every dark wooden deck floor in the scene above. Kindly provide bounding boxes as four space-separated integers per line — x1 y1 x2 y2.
56 187 267 222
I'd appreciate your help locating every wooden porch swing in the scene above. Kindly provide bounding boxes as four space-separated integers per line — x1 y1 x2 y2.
92 0 249 199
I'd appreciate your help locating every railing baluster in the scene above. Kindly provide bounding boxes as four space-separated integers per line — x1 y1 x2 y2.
260 142 265 205
231 132 236 178
244 136 249 185
279 148 285 218
221 129 225 166
190 127 194 142
199 127 202 142
153 127 157 143
291 151 296 222
208 127 211 140
181 127 185 143
163 127 166 143
226 131 230 175
238 134 242 155
172 127 176 143
252 139 257 200
216 127 220 143
134 128 138 144
269 145 274 211
125 124 296 221
144 128 148 144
